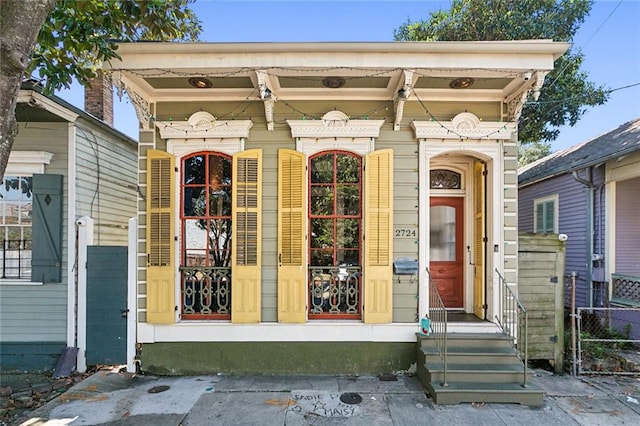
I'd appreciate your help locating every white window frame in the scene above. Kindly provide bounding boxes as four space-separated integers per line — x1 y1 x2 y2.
534 194 559 234
1 151 54 285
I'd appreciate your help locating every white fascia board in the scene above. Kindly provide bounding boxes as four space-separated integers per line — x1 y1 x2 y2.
110 52 559 74
107 41 569 74
17 90 79 122
112 40 570 59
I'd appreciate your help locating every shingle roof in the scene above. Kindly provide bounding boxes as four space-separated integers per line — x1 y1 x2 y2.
518 118 640 186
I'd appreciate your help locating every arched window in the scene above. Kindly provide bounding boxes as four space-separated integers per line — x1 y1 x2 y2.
180 152 232 319
430 169 461 190
308 151 362 319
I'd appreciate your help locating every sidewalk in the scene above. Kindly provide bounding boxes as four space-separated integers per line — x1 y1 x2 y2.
12 369 640 426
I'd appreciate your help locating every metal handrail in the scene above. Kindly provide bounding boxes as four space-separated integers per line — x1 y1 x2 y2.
426 267 448 387
495 268 529 387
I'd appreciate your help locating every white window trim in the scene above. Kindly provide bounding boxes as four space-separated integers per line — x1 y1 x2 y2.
161 112 249 323
534 194 559 233
5 151 54 175
167 138 245 158
289 110 383 156
296 137 375 156
1 151 54 286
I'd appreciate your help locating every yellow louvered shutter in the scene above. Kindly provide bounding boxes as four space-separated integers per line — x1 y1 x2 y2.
363 149 393 323
146 149 176 324
277 149 307 323
231 149 262 323
473 160 486 318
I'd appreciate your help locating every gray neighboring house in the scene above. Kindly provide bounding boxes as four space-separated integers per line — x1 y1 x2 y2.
0 80 137 371
518 118 640 338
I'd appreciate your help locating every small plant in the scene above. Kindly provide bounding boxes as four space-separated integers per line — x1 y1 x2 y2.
580 331 607 360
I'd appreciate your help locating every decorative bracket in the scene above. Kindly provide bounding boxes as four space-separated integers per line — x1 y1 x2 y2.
504 71 547 121
394 70 414 131
112 73 152 131
531 71 548 101
256 70 276 131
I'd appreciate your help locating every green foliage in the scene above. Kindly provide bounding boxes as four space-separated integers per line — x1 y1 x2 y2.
394 0 609 145
518 140 552 167
29 0 202 93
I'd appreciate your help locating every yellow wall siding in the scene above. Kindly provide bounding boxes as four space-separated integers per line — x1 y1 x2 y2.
504 171 518 186
245 135 292 322
503 140 519 289
377 129 419 322
142 99 513 325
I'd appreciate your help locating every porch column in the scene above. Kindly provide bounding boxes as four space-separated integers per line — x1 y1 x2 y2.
76 216 94 373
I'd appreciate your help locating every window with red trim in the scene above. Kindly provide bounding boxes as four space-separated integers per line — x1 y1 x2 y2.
308 151 362 319
180 152 232 319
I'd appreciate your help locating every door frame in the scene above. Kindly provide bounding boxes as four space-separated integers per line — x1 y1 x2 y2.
417 136 505 323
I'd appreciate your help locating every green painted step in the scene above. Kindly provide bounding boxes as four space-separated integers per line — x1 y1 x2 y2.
416 331 542 405
425 381 544 406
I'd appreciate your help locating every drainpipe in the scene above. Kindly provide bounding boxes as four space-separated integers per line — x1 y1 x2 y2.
572 168 594 308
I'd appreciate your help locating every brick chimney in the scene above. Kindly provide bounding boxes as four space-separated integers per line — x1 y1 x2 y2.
84 71 114 126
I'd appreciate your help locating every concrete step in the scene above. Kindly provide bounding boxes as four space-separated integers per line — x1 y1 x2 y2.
420 346 522 365
422 362 533 384
416 330 541 405
418 332 514 349
425 381 544 406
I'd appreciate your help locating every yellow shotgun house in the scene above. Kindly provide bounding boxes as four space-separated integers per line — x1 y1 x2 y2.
107 41 568 375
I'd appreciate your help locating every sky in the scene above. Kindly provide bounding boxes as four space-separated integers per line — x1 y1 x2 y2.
57 0 640 153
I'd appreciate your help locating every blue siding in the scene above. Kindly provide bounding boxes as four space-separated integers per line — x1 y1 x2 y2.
0 342 66 372
519 168 606 308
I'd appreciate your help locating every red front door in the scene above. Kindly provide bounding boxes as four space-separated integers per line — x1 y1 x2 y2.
429 197 464 308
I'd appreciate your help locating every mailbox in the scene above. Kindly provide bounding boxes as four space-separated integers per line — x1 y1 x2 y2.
393 258 418 275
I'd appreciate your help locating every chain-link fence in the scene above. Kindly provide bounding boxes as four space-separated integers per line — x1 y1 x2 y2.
577 307 640 375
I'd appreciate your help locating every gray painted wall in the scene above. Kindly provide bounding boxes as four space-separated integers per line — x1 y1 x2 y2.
0 122 69 345
0 117 137 370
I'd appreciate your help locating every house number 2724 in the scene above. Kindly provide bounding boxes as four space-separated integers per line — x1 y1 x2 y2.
394 228 417 237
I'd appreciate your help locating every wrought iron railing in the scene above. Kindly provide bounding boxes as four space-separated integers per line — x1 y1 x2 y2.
495 268 529 387
180 266 231 318
426 267 448 387
308 266 360 317
1 239 31 279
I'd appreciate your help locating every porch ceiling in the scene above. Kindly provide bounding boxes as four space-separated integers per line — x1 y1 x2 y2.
106 41 570 128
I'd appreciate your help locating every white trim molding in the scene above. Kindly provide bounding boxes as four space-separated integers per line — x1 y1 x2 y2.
416 113 506 321
5 151 54 175
412 112 516 140
287 110 384 139
533 194 559 234
137 322 497 344
168 138 245 157
156 111 253 139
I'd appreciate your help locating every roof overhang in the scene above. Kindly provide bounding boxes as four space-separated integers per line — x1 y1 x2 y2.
105 40 570 130
17 89 79 122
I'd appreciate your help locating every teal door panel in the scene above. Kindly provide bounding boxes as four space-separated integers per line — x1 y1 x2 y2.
86 246 128 366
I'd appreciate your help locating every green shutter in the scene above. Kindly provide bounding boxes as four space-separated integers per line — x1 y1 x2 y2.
535 203 544 232
545 200 555 232
32 174 63 283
